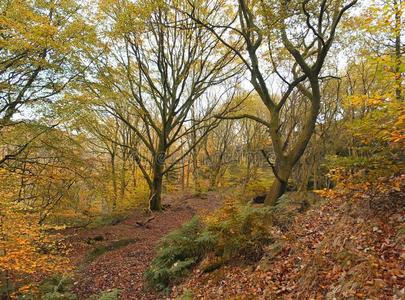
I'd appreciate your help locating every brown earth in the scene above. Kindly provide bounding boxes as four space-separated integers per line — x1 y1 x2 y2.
170 181 405 299
63 177 405 300
64 192 222 300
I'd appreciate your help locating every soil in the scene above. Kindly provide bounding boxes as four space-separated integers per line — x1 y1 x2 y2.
65 192 222 300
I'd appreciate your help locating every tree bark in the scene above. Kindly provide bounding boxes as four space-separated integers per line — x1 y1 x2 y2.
149 137 166 211
110 151 117 211
265 159 292 205
266 177 289 206
149 165 164 211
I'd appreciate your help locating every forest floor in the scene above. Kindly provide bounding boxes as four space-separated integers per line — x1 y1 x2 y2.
64 192 223 300
63 177 404 300
170 178 405 299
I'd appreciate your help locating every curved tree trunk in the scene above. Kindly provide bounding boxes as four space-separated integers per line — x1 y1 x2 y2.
266 177 288 206
265 159 292 205
265 82 320 206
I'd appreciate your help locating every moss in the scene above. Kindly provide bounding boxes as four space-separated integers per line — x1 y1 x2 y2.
88 289 121 300
85 239 137 262
89 213 128 229
39 275 77 300
177 289 194 300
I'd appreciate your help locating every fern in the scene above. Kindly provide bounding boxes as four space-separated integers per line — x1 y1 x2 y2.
145 217 216 290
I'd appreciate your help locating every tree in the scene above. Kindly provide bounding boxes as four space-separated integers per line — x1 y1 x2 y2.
0 168 70 298
182 0 358 204
361 0 403 102
0 0 94 163
0 122 89 223
291 76 343 190
86 0 241 210
203 120 237 188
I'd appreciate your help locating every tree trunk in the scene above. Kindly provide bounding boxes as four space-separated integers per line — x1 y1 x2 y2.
110 152 117 211
299 167 309 192
186 156 191 188
149 167 163 211
192 149 200 192
265 161 291 206
265 76 321 205
243 157 251 191
149 139 166 211
313 165 318 190
266 177 289 206
119 157 126 201
209 171 218 189
181 160 185 190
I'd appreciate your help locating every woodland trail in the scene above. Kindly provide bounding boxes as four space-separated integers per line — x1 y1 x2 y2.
65 192 222 300
62 185 404 300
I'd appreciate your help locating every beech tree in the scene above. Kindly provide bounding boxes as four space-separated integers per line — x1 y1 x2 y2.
89 0 241 210
203 120 237 188
182 0 358 204
0 0 94 164
362 0 403 102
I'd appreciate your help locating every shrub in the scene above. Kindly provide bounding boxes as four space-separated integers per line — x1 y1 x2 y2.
146 196 319 291
146 203 275 290
205 201 274 261
145 217 216 291
39 275 77 300
41 291 77 300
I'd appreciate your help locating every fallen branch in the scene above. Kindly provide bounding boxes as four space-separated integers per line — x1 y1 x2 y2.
136 216 155 228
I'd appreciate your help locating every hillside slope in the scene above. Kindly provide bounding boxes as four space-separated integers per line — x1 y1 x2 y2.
171 177 405 299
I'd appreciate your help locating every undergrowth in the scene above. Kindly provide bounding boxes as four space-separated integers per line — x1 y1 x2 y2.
205 201 274 261
145 217 216 291
145 201 279 291
39 275 77 300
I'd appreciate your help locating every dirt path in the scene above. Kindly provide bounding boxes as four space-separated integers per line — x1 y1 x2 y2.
65 192 222 300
